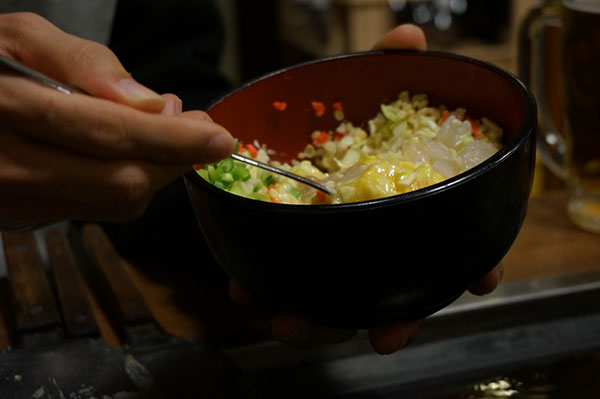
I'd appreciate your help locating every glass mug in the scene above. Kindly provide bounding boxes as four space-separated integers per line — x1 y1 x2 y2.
519 0 600 233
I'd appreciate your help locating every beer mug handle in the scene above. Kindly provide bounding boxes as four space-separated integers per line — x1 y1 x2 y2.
518 0 567 180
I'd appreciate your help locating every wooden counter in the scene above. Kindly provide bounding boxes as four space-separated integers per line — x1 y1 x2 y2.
502 191 600 282
0 190 599 352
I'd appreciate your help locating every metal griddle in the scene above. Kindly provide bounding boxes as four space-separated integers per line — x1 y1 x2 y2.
0 229 137 397
74 223 256 399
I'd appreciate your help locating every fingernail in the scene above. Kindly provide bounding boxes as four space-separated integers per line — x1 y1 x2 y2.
161 96 183 116
201 132 235 162
118 78 163 101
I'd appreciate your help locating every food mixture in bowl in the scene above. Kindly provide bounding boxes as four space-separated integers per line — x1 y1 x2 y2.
196 90 503 204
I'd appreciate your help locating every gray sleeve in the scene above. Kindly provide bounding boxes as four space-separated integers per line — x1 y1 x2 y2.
0 0 117 44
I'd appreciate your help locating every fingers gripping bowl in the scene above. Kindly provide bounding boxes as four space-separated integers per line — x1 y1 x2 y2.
184 51 537 329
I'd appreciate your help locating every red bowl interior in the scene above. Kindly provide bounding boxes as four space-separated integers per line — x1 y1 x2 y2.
207 50 528 164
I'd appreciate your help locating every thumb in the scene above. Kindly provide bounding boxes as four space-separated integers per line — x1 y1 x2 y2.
1 12 165 112
372 24 427 51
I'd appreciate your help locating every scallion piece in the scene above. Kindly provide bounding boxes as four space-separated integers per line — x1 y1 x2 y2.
214 180 227 189
288 187 302 199
196 169 209 180
232 164 251 181
220 172 234 183
263 174 275 187
219 158 235 173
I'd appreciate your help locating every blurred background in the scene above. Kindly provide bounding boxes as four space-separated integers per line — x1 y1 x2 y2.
216 0 519 84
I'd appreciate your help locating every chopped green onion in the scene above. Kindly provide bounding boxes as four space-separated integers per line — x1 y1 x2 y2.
198 155 254 191
232 164 251 181
230 181 244 195
196 169 209 180
220 172 234 183
219 158 235 173
214 180 227 189
263 174 275 187
207 164 217 181
288 187 302 199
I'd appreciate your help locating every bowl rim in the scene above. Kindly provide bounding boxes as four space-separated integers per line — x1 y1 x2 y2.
185 49 537 212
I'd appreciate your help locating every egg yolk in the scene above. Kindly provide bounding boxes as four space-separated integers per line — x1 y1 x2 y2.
336 156 444 202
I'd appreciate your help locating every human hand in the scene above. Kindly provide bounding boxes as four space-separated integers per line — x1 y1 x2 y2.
230 263 504 355
0 12 234 231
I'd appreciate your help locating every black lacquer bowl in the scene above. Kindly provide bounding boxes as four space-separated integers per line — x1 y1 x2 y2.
184 51 537 329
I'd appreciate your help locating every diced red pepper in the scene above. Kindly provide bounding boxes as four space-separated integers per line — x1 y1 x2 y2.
332 101 343 111
333 131 349 141
312 130 329 146
246 143 258 158
465 116 483 138
270 196 279 203
311 101 326 117
316 190 328 203
441 110 449 123
272 101 287 111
